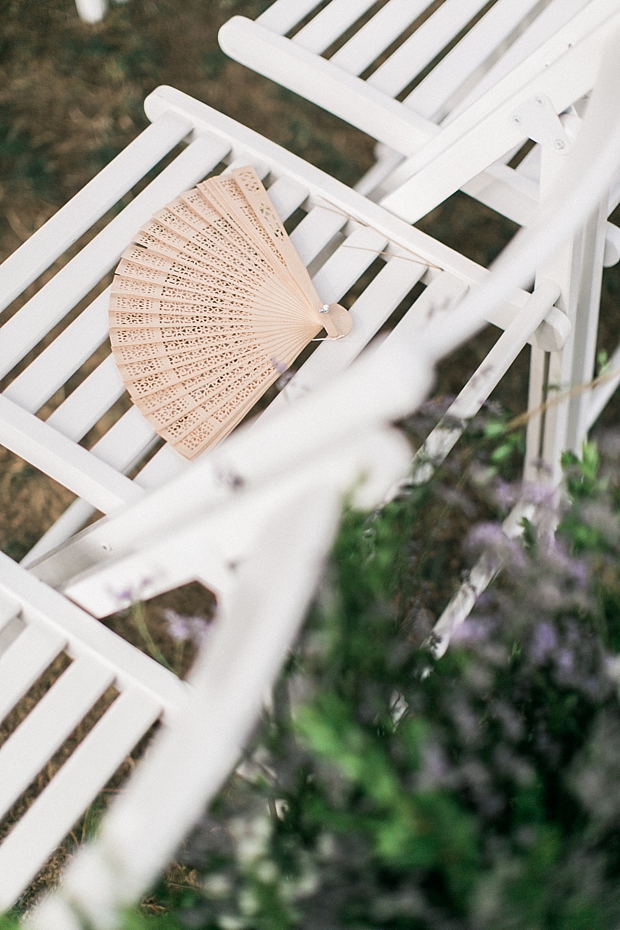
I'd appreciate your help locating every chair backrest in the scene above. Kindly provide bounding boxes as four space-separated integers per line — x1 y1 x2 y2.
219 0 620 222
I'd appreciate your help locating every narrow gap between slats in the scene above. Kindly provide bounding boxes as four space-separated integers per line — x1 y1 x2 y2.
357 0 445 84
318 0 392 61
285 0 338 39
5 711 160 912
394 0 498 104
0 683 120 845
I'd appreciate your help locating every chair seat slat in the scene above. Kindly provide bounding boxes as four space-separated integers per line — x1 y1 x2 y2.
293 0 378 55
0 687 161 912
289 205 347 265
311 225 388 302
368 0 489 98
256 0 323 36
265 252 427 416
4 291 110 413
330 0 431 76
0 112 192 314
0 655 115 820
404 0 542 122
0 394 142 513
0 622 67 720
88 406 159 474
447 0 592 122
45 356 125 443
0 132 231 382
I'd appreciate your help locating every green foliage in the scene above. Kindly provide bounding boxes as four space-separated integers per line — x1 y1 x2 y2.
163 441 620 929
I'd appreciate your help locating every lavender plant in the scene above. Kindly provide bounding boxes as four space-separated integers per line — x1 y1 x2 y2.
153 437 620 930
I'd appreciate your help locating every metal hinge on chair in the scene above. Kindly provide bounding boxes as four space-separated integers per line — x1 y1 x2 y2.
511 94 572 154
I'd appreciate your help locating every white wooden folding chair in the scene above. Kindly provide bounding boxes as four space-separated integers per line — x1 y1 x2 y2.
0 78 568 910
219 0 620 483
16 43 620 919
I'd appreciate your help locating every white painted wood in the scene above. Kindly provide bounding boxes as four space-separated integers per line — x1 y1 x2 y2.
0 552 187 708
410 279 561 486
144 88 551 343
264 251 428 416
75 0 107 23
0 590 20 631
0 656 115 820
0 687 161 912
4 290 110 413
87 407 158 473
311 225 388 302
0 621 67 720
0 394 142 514
368 0 488 97
0 132 231 381
447 0 594 122
218 18 436 156
22 43 620 914
330 0 430 76
263 174 309 218
257 0 323 35
293 0 377 54
379 5 620 224
404 0 542 122
0 112 192 313
46 356 125 443
289 205 347 266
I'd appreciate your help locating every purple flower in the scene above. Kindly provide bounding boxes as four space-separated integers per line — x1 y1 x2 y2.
164 609 211 646
530 622 557 665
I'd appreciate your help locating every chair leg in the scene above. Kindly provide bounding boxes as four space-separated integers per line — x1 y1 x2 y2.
526 199 608 485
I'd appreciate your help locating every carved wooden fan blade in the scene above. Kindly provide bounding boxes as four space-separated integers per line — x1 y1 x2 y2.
109 167 352 459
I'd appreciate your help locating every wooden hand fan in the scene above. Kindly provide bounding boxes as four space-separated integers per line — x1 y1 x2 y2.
108 166 352 460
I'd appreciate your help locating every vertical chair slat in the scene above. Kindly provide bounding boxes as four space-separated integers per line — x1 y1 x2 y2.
0 655 115 819
0 687 162 912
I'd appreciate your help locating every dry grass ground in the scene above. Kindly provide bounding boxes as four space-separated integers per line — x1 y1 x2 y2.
2 0 620 912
